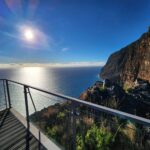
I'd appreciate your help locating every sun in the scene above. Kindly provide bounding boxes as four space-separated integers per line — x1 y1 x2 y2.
23 28 35 41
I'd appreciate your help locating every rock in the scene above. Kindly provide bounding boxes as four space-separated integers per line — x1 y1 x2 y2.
100 28 150 88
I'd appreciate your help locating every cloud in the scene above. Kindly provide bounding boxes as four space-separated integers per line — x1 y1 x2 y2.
61 47 69 52
53 61 106 67
0 61 106 68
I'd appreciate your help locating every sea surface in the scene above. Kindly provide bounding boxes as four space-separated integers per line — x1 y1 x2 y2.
0 66 101 115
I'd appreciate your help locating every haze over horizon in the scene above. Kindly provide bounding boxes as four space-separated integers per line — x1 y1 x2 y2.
0 0 150 64
0 62 105 67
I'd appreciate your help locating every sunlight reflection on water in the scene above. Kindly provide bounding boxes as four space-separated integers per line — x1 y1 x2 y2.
12 67 56 88
7 67 62 116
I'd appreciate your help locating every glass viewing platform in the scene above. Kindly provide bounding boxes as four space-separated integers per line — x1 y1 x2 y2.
0 79 150 150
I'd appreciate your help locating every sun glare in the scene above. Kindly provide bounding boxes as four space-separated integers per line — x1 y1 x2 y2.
19 24 48 47
23 28 35 41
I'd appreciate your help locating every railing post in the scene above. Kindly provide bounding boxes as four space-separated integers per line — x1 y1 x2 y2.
3 80 8 109
71 101 77 150
24 85 30 129
28 88 41 149
5 80 11 108
24 85 30 149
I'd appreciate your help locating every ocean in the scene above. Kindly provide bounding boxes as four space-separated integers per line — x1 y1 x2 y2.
0 66 101 115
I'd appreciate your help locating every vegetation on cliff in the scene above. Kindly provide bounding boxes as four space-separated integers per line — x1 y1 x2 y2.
30 90 150 150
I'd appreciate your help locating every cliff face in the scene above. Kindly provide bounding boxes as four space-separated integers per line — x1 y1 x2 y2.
100 28 150 87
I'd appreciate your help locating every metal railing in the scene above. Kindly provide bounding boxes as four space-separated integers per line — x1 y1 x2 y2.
0 79 150 150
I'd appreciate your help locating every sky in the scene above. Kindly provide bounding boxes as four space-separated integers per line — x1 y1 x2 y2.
0 0 150 65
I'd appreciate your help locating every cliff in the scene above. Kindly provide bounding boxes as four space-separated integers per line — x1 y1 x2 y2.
80 80 150 119
100 28 150 88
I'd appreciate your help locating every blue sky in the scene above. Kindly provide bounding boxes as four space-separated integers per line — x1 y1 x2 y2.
0 0 150 64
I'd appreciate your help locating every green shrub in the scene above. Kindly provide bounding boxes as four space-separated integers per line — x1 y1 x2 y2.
57 112 66 120
47 126 58 139
85 124 113 150
76 135 85 150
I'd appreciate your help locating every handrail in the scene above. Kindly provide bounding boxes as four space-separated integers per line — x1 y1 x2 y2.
0 79 150 126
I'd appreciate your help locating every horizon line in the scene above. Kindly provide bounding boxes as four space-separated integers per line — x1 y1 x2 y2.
0 61 105 68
